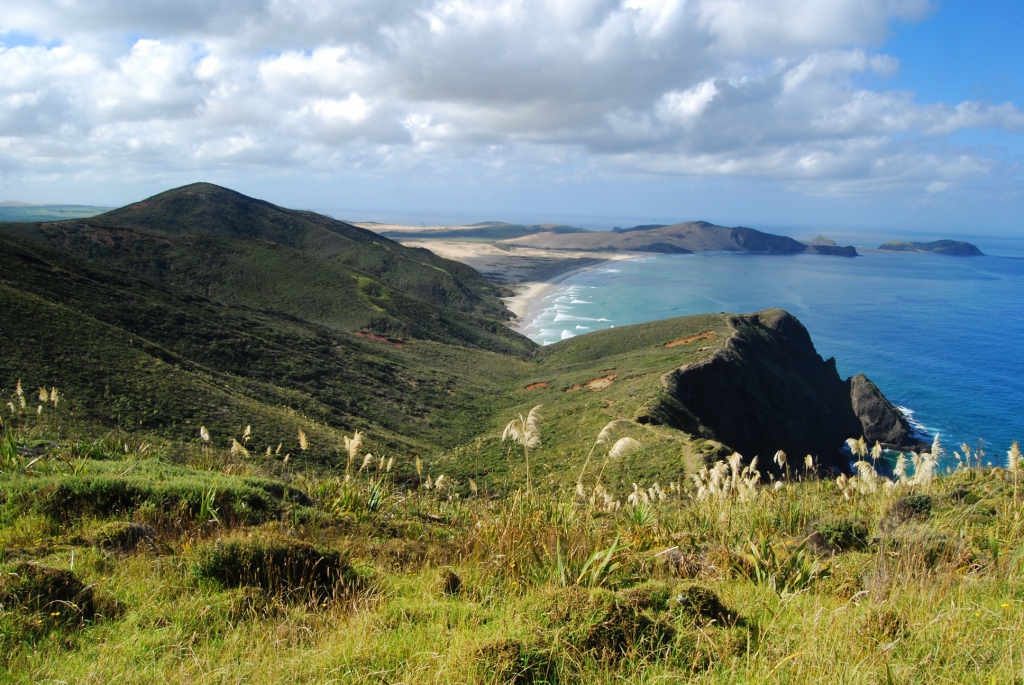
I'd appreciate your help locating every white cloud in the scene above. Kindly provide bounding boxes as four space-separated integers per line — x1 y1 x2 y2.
0 0 1018 198
657 80 718 124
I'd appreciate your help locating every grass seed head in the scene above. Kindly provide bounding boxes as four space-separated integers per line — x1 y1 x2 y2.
773 450 787 469
609 437 642 460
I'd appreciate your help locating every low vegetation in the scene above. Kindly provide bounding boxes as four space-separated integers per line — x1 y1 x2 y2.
0 384 1020 684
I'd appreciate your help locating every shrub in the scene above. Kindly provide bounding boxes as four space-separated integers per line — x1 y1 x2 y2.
4 468 306 525
539 586 671 659
810 517 870 553
0 562 97 625
899 494 933 516
473 639 550 685
886 525 971 570
189 533 362 600
88 521 156 553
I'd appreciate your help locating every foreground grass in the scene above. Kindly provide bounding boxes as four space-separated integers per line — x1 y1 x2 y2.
1 430 1021 684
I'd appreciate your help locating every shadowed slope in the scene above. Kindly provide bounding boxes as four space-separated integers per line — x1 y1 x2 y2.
0 232 531 457
0 183 533 356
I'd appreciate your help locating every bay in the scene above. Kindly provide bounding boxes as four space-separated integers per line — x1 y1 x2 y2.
518 249 1024 463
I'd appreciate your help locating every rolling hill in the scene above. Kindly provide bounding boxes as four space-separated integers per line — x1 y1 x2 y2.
0 184 912 487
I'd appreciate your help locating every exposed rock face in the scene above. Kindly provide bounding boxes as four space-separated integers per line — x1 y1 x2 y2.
639 310 919 471
804 244 859 257
848 374 925 451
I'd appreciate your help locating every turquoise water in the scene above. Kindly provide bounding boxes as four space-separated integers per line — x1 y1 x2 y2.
519 250 1024 463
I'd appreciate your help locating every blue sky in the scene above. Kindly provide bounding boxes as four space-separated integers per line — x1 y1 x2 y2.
0 0 1021 237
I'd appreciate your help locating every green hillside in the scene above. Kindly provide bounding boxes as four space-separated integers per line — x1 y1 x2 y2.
0 183 908 487
0 224 730 483
2 184 525 355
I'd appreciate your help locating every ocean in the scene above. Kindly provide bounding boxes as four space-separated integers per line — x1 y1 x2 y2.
517 249 1024 464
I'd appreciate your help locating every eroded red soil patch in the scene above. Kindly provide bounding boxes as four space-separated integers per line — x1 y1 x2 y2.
355 331 405 348
664 331 715 348
525 382 549 391
586 374 617 390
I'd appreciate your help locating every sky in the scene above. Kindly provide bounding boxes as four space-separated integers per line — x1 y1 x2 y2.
0 0 1022 235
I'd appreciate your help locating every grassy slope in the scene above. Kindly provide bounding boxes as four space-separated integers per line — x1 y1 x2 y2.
0 231 533 457
93 182 515 321
1 444 1020 684
432 315 735 490
0 218 734 481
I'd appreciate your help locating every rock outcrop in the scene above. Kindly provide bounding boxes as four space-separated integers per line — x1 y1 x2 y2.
638 309 920 472
848 374 925 451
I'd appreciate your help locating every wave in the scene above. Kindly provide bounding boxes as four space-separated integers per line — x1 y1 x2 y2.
561 329 575 340
570 299 594 304
554 313 601 322
896 405 932 442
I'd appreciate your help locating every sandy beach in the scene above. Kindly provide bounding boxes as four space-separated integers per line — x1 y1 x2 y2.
383 235 643 327
499 255 639 320
396 239 642 323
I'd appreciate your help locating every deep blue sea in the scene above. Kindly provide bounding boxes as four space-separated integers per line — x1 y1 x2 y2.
518 249 1024 464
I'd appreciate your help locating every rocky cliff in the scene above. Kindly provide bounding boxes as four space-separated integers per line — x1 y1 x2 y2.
637 309 922 472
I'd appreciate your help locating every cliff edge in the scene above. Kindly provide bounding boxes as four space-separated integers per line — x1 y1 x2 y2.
638 309 923 471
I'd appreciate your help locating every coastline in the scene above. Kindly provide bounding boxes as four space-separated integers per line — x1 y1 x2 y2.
503 253 643 329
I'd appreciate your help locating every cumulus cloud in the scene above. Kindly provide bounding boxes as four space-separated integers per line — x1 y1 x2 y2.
0 0 1019 196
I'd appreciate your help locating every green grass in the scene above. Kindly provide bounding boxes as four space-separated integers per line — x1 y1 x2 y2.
0 435 1020 683
0 224 739 482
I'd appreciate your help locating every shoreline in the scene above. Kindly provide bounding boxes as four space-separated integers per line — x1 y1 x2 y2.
503 253 643 329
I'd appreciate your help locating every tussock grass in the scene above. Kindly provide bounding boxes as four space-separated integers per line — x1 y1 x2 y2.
0 386 1021 683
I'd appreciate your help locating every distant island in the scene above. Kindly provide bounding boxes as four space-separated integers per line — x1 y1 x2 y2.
504 220 860 257
879 239 984 256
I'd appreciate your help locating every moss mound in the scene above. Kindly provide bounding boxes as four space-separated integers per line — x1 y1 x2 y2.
190 533 362 600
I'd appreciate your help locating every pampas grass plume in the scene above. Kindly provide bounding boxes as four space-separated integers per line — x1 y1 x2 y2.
608 437 641 460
